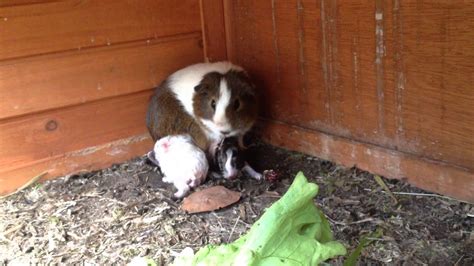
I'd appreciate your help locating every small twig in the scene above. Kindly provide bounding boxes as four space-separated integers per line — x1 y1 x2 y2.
212 213 224 232
246 202 257 217
366 237 388 241
454 255 464 266
66 231 82 241
374 175 398 204
390 191 458 200
0 235 12 244
227 216 240 242
328 217 377 226
256 191 281 198
2 222 25 237
101 197 127 207
0 171 48 199
373 189 469 203
238 219 251 226
191 232 204 242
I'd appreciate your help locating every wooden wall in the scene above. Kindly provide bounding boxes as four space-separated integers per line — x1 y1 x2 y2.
1 0 472 202
224 0 474 202
0 0 205 195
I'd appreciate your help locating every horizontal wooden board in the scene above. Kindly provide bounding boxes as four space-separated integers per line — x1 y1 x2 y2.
0 133 153 196
0 33 203 120
260 120 474 203
0 0 201 60
227 0 474 170
0 90 153 172
0 1 58 8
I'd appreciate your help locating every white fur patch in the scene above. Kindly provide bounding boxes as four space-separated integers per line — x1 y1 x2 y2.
154 134 209 198
168 62 243 117
224 149 234 173
213 79 232 132
200 119 225 141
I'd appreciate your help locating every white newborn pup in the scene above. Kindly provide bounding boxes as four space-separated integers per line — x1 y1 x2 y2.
149 134 208 198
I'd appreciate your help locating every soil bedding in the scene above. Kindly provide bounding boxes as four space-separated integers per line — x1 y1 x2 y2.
1 141 473 265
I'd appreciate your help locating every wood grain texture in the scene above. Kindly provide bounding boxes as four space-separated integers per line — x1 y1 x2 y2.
0 91 153 173
260 120 474 203
0 0 207 196
0 34 203 120
200 0 227 62
0 0 201 60
227 0 474 170
0 1 59 8
0 134 153 196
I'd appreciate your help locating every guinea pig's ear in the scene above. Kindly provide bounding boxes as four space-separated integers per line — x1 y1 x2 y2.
194 84 209 96
194 84 204 92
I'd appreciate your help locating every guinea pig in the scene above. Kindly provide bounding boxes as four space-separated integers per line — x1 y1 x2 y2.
148 134 208 198
146 62 259 155
211 137 263 180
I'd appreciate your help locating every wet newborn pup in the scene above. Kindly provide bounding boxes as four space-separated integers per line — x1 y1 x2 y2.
212 137 262 180
147 135 208 198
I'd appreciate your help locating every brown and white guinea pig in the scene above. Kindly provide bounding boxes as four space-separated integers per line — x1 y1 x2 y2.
146 62 258 155
211 137 263 180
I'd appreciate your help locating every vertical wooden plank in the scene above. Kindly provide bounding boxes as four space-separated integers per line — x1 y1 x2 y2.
223 0 234 61
397 1 474 167
200 0 227 62
223 0 474 201
226 0 474 171
298 0 328 130
390 0 407 147
320 0 338 125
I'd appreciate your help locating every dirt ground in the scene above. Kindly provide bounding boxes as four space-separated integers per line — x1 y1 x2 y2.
1 140 473 265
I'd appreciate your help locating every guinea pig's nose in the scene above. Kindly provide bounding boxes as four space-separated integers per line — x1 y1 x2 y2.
220 130 230 135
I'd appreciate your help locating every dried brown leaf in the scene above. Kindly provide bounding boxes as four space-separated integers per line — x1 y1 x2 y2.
181 186 241 214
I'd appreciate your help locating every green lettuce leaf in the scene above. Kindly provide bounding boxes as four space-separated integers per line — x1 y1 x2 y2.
173 172 346 266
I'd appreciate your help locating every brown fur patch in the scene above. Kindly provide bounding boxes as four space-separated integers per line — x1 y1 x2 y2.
224 70 259 133
146 81 208 150
192 72 222 120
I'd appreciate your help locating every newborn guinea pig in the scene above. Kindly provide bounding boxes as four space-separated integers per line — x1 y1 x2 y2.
212 137 262 180
148 134 208 198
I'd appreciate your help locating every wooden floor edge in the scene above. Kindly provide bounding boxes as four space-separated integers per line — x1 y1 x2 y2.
0 133 153 196
259 120 474 203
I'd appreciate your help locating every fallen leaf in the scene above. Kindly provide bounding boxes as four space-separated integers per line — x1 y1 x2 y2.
181 186 241 213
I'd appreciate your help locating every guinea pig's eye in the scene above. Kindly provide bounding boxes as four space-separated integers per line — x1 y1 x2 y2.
211 99 216 110
233 99 240 110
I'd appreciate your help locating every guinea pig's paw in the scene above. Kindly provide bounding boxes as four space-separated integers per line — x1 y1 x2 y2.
242 163 263 180
210 171 223 179
146 151 159 166
188 178 198 188
174 186 190 199
162 175 173 183
251 172 263 181
190 175 206 187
